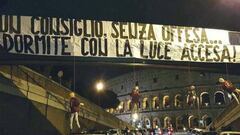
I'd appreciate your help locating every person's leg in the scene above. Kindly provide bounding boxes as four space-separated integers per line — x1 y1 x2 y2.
74 112 81 128
231 93 240 104
70 113 74 130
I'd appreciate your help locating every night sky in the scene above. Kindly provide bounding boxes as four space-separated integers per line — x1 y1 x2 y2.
1 0 240 108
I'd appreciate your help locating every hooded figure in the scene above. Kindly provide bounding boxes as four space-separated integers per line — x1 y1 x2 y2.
69 92 81 130
219 78 240 104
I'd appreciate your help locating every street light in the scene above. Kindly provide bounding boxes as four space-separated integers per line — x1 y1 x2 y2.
133 113 138 120
132 113 139 122
96 81 104 92
118 105 123 109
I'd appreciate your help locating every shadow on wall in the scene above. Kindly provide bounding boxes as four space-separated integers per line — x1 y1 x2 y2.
0 74 67 135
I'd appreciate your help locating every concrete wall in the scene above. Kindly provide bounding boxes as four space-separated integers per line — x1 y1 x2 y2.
0 93 67 135
211 98 240 131
0 72 68 135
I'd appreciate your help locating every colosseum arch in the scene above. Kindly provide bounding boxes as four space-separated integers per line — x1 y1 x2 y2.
152 117 160 128
202 115 212 127
214 91 226 105
144 117 151 129
143 97 149 110
118 101 124 113
200 92 210 106
188 115 198 128
175 94 183 108
152 96 160 109
109 108 114 113
176 116 184 130
164 116 171 128
163 95 170 108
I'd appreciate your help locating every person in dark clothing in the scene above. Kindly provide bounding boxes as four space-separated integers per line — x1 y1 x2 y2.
219 78 240 104
69 92 81 130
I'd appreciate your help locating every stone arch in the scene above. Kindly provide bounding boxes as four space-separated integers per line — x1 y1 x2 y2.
109 108 114 113
200 92 210 106
143 97 149 110
176 116 184 130
175 94 183 108
152 117 160 128
163 95 170 108
152 96 160 109
118 101 124 113
144 117 151 129
214 91 225 105
202 115 212 127
188 115 198 128
164 116 171 128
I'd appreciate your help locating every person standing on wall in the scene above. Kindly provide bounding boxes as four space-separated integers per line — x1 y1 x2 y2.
69 92 81 130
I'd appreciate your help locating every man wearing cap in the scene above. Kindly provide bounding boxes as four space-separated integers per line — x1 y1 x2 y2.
218 78 240 104
69 92 81 130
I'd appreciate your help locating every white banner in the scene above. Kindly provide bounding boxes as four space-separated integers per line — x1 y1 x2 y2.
1 15 240 63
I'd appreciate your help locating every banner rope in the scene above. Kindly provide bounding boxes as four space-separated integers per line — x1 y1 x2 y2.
188 61 192 86
225 63 229 80
73 47 76 92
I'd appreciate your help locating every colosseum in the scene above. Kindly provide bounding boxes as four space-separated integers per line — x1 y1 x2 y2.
106 68 240 131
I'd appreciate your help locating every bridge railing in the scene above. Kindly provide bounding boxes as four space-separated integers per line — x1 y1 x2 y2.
210 97 239 130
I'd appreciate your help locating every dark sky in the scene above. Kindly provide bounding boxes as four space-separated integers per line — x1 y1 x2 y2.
1 0 240 108
1 0 240 31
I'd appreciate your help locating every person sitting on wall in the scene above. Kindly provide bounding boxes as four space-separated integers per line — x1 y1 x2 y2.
69 92 81 130
130 86 140 112
218 78 240 104
187 85 197 106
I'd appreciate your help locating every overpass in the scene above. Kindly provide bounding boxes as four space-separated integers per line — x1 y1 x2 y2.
0 65 132 135
210 97 240 131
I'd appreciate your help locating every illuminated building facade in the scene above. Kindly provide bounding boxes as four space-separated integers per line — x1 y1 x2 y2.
106 69 240 131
